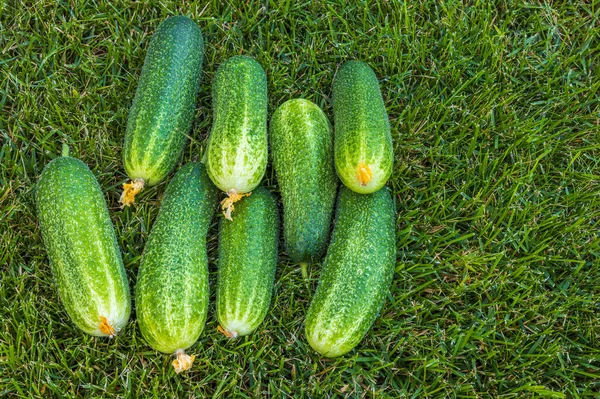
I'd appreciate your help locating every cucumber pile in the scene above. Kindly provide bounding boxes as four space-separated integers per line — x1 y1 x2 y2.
36 15 397 372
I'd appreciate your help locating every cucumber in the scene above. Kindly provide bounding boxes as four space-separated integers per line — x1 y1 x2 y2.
270 99 338 272
305 186 396 357
36 155 130 337
121 16 204 207
135 162 217 373
216 187 279 338
205 55 268 220
333 60 393 194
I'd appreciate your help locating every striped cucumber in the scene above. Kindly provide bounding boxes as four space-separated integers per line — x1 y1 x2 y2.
121 16 204 206
205 55 268 220
270 99 338 274
135 162 217 373
216 187 279 338
36 153 130 337
305 186 396 357
333 61 393 194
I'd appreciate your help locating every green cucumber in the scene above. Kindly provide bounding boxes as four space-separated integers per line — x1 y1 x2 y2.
135 162 217 373
333 60 393 194
205 55 268 219
270 99 338 271
305 186 396 357
216 187 279 338
121 16 204 206
36 155 130 337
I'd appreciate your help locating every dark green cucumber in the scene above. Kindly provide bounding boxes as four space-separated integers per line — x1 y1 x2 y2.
216 187 279 337
333 60 393 194
121 16 204 206
205 55 268 219
305 186 396 357
36 155 130 337
136 162 217 373
270 99 338 268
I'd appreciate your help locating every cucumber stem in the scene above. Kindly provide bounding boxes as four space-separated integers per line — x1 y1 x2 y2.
357 162 373 186
300 262 308 279
220 189 250 221
119 178 145 208
172 349 195 374
99 316 116 337
62 143 69 157
217 324 238 338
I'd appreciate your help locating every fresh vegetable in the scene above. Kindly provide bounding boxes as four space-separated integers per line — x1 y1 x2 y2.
135 162 217 373
332 60 393 194
36 152 130 337
216 187 279 338
270 98 337 275
204 55 268 220
121 16 204 207
305 186 396 357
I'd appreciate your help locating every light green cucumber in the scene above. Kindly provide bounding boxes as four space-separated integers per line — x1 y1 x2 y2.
36 155 130 337
333 60 393 194
270 99 338 272
135 162 217 373
121 16 204 206
305 186 396 357
216 187 279 338
205 55 268 219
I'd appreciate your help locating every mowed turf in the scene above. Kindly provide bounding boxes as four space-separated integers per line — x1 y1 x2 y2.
2 1 600 397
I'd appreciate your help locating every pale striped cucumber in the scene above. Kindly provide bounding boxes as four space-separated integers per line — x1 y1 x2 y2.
333 61 393 194
305 186 396 357
270 99 337 271
135 162 217 373
205 55 268 220
121 16 204 206
216 187 279 338
36 155 130 337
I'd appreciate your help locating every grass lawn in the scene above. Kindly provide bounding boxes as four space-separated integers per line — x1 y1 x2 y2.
2 1 600 397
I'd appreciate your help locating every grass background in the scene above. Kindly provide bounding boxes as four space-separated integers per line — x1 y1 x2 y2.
2 0 600 397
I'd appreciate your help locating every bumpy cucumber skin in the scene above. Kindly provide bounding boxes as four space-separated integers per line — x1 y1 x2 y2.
206 56 268 194
333 60 393 194
270 99 338 263
123 16 204 186
136 163 217 354
305 186 396 357
36 157 131 336
216 187 279 336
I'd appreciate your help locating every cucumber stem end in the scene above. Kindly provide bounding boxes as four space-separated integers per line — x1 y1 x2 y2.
220 189 250 221
357 162 373 186
119 178 145 208
172 349 195 373
217 325 238 338
300 262 308 279
99 316 116 337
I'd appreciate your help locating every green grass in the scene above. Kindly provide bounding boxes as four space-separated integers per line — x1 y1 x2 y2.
2 0 600 397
